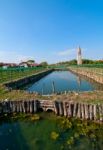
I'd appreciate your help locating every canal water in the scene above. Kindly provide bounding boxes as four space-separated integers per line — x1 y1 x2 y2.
0 112 103 150
25 71 102 94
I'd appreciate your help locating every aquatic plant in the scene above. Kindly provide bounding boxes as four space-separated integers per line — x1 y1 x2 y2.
30 114 40 121
51 131 59 140
57 117 72 131
67 137 74 145
74 132 79 138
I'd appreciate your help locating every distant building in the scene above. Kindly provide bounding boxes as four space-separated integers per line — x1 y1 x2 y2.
19 61 41 68
77 46 82 65
0 63 17 69
19 62 28 68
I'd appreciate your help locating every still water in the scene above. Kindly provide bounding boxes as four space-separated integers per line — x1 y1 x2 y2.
26 71 102 94
0 112 103 150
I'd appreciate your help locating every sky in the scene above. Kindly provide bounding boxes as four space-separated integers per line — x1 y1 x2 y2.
0 0 103 64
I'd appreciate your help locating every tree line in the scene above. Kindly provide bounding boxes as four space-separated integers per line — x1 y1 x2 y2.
53 59 103 66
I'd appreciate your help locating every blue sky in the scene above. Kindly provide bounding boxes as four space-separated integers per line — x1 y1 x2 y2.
0 0 103 64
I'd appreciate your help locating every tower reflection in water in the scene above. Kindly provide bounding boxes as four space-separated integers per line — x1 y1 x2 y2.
76 74 103 91
77 76 81 91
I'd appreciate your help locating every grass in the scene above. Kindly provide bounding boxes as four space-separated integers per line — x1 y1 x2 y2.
0 67 49 100
69 66 103 76
0 67 45 84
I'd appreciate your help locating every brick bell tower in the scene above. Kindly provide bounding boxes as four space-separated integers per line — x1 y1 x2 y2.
77 46 82 65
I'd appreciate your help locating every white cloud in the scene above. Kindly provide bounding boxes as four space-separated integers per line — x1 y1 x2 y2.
56 49 76 56
56 47 86 57
0 50 34 63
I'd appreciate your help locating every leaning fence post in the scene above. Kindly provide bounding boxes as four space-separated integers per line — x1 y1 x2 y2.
52 81 55 94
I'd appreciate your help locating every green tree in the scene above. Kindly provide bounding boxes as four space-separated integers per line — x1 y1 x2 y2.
40 61 48 67
27 60 35 64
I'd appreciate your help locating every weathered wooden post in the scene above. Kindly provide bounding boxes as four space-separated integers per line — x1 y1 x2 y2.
67 102 73 117
81 104 85 119
22 101 25 113
96 105 100 121
34 100 38 113
52 81 55 94
20 101 23 113
58 101 64 116
15 101 18 113
30 100 33 113
73 103 77 117
27 101 30 113
84 104 88 120
54 101 59 115
93 104 97 121
63 101 67 116
2 101 8 113
98 105 103 122
24 101 27 113
77 103 81 118
12 101 15 113
89 105 93 120
10 101 13 113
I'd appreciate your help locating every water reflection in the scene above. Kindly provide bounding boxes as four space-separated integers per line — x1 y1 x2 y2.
77 74 103 91
23 71 103 94
77 76 82 90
